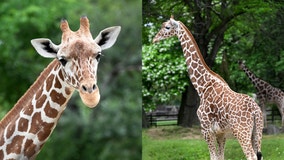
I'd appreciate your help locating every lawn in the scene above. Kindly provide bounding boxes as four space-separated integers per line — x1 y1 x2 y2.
143 126 284 160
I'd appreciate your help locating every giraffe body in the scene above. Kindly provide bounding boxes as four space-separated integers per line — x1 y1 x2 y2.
0 17 121 159
153 17 263 160
239 60 284 128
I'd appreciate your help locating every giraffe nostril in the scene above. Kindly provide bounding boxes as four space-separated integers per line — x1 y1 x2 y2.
81 83 97 93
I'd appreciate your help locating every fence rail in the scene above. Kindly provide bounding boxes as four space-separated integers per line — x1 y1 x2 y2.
147 108 281 127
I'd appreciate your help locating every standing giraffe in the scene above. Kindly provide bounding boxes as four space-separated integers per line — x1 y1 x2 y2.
0 17 121 159
153 16 263 160
239 60 284 129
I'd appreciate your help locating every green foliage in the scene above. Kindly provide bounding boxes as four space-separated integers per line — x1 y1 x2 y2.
142 31 188 110
0 0 141 159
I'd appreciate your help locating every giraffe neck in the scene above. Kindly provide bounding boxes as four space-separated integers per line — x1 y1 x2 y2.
0 60 74 159
241 64 284 104
176 22 227 96
240 64 270 92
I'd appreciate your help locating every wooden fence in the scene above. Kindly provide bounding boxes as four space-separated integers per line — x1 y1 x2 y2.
147 108 281 127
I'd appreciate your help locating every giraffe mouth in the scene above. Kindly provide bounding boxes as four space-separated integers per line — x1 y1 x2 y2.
153 37 160 43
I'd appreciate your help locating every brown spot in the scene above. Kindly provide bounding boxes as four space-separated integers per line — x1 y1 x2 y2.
44 102 59 118
192 52 198 61
207 112 215 120
191 77 197 83
209 104 217 113
18 118 29 132
6 135 24 154
29 112 55 141
0 135 4 146
65 88 72 95
181 43 187 50
0 150 3 159
194 71 201 79
184 35 190 41
24 139 37 158
54 76 62 89
29 112 42 134
46 74 55 92
241 117 246 122
185 57 191 66
191 62 198 68
6 124 15 139
189 46 195 52
50 90 67 105
36 94 47 108
58 70 64 81
37 123 54 142
189 68 194 75
23 105 34 116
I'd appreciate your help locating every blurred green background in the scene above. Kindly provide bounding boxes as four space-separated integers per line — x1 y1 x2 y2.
0 0 141 159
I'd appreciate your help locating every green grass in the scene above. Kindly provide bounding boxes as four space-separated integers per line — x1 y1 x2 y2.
157 120 177 126
143 126 284 160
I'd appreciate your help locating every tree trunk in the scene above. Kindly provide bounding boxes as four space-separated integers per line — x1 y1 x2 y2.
178 84 200 127
142 107 150 128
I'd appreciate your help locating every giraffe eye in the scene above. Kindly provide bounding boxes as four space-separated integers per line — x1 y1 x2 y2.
165 26 170 30
95 53 101 62
58 57 67 66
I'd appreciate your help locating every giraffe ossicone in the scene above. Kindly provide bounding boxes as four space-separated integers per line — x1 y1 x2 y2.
0 16 120 159
153 16 263 160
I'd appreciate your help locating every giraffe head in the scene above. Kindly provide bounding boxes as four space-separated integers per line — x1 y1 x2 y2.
153 16 181 43
31 16 121 108
238 60 246 70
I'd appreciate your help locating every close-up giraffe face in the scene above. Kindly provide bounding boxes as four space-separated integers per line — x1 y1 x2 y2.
58 38 102 108
31 17 121 108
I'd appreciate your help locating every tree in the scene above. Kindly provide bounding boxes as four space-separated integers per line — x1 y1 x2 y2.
142 0 281 127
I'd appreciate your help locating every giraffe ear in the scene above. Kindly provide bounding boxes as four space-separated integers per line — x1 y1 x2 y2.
31 38 59 58
94 26 121 50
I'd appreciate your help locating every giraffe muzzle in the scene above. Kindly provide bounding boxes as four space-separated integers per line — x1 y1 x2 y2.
79 80 100 108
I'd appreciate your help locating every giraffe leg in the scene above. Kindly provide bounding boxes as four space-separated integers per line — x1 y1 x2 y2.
258 99 267 128
232 122 258 160
216 133 226 160
202 130 218 160
279 105 284 131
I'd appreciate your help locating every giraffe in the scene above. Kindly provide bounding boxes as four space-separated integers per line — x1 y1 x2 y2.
239 60 284 129
153 16 263 160
0 16 121 159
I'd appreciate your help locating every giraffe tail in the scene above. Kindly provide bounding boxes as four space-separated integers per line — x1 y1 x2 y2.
257 152 262 160
253 109 263 160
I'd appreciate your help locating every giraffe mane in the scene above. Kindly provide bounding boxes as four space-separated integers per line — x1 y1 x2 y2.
178 21 227 84
0 60 60 129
